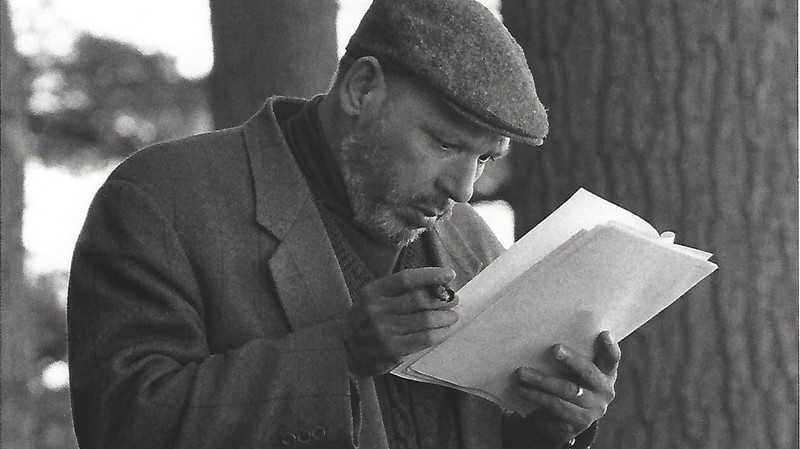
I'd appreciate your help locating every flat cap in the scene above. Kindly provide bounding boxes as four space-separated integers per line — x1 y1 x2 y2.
346 0 548 146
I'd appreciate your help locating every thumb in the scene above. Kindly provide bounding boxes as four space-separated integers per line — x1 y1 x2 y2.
593 331 621 376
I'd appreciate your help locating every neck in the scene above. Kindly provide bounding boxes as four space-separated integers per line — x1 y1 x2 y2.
317 94 349 167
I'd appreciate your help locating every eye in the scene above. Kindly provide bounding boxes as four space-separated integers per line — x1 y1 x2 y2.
478 154 497 163
439 139 458 151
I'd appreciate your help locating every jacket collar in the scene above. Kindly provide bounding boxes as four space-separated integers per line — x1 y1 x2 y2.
243 96 313 239
242 97 353 330
426 208 487 291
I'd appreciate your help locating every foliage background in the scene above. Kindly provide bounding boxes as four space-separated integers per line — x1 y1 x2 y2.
2 1 211 447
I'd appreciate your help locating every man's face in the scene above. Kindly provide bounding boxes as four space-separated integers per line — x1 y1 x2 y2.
339 74 509 247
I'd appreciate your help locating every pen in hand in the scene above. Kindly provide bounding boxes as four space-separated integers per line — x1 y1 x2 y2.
430 284 455 302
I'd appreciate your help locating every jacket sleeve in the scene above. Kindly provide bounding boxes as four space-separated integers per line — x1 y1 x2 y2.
502 413 598 449
68 179 360 449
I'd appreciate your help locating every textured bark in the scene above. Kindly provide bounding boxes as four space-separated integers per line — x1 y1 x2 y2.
209 0 337 129
501 0 798 448
1 0 36 446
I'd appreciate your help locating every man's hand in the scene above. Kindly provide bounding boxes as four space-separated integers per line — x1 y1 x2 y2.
513 331 621 445
343 267 459 376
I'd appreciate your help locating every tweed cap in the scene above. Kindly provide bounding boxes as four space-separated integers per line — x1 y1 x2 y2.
346 0 548 146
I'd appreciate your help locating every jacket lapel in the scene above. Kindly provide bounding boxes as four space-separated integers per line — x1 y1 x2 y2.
242 97 352 330
426 213 486 291
243 97 390 449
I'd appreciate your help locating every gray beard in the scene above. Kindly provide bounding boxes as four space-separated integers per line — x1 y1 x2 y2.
338 130 450 248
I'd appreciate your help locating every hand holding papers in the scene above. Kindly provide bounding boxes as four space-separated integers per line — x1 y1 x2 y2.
392 188 718 415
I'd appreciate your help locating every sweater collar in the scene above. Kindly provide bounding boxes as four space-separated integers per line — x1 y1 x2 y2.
278 94 353 217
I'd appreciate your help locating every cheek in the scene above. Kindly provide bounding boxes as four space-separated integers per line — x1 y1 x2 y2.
380 137 439 188
393 154 441 193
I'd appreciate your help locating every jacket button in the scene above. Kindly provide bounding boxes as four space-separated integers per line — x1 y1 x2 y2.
311 425 326 440
296 429 312 444
281 431 297 446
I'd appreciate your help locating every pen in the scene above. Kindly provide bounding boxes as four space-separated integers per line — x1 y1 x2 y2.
430 284 455 302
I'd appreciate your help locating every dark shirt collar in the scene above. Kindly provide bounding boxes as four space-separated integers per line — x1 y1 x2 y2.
278 95 353 217
278 95 403 277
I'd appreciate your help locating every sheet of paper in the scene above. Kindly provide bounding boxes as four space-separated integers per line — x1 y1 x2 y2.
393 188 667 378
407 224 717 415
454 189 661 326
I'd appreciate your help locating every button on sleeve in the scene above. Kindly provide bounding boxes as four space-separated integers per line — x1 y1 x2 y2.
280 431 297 446
311 425 327 440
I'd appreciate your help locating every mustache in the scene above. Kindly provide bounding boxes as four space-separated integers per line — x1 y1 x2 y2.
413 197 455 217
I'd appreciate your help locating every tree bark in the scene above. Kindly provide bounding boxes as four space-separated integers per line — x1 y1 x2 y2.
208 0 338 129
1 0 37 447
501 0 798 448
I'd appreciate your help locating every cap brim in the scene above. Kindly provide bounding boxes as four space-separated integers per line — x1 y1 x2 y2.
442 98 545 147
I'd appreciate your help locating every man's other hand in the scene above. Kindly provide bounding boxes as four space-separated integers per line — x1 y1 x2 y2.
513 331 621 445
343 267 459 376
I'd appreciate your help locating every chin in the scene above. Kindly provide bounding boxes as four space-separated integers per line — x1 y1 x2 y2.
391 228 426 248
354 210 427 247
368 223 426 248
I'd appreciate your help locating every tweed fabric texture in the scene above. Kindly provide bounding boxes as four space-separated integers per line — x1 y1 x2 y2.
317 207 461 449
346 0 548 146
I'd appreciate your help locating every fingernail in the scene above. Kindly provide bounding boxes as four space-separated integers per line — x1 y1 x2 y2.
553 344 567 360
516 367 538 380
604 331 614 343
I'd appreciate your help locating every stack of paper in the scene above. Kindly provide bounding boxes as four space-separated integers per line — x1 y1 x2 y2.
392 188 718 415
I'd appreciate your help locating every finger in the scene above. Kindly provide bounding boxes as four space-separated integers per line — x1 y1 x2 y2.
391 309 459 335
593 331 621 376
396 325 454 354
373 268 456 297
512 384 592 428
551 344 605 392
516 367 591 407
383 291 460 315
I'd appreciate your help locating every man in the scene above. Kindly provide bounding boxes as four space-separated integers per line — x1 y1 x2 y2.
68 0 620 448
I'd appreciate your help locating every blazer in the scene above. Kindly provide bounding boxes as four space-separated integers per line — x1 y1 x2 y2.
67 97 511 449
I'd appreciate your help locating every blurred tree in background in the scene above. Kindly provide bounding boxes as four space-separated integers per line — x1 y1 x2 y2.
501 0 798 447
4 1 341 447
209 0 337 128
3 1 213 447
2 0 39 445
27 33 210 168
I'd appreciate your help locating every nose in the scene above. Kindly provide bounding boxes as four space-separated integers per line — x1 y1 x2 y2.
437 159 478 204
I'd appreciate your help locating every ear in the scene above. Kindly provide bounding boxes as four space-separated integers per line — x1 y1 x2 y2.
336 56 387 117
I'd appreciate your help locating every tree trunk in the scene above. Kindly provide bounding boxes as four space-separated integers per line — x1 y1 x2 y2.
501 0 798 448
1 0 36 447
208 0 338 129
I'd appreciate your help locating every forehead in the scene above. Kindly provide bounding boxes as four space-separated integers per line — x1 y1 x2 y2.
382 73 508 148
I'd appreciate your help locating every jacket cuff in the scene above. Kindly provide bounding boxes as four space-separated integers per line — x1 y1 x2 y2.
564 421 597 448
501 412 599 449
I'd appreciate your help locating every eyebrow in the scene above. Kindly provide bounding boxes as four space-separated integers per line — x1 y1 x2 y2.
425 123 509 157
423 123 509 149
425 123 461 144
487 139 511 159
